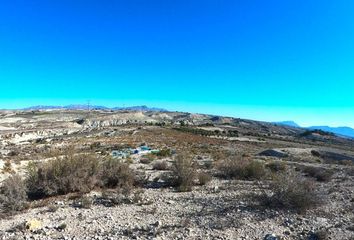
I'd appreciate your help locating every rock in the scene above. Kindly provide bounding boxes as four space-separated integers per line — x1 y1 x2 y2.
152 221 161 228
55 201 65 206
283 218 293 227
56 223 67 231
26 219 42 232
315 217 328 225
264 234 280 240
264 234 279 240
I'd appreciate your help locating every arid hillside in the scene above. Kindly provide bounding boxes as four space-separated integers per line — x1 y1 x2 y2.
0 110 353 240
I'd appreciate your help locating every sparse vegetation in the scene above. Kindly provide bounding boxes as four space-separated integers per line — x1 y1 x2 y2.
26 153 100 199
73 196 93 209
100 158 134 191
217 156 266 180
2 160 14 174
165 155 196 192
302 166 334 182
26 151 136 200
266 161 287 172
198 172 212 185
140 154 155 164
310 229 329 240
0 174 28 214
155 148 172 157
300 129 334 137
47 204 59 213
152 160 168 170
260 170 322 213
1 109 353 238
311 150 321 157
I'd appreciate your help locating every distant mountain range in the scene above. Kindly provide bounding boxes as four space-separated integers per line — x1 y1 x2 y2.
274 121 300 128
275 121 354 138
23 105 167 112
307 126 354 138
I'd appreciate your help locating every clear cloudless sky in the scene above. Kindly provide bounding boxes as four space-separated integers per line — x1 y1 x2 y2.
0 0 354 127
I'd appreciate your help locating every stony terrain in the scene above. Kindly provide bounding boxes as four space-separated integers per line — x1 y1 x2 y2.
0 109 353 240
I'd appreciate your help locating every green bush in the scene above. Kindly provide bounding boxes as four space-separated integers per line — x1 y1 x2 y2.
0 175 28 214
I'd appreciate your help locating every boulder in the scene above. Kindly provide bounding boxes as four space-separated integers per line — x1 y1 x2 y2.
26 219 42 231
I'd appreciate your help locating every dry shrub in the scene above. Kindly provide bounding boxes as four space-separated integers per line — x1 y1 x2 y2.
165 155 196 192
155 148 172 157
0 174 28 214
266 161 287 172
26 153 100 199
140 158 153 164
26 151 137 201
261 170 322 213
347 167 354 176
140 154 155 164
302 166 334 182
245 160 267 180
47 204 59 213
152 160 168 170
2 160 14 174
198 172 212 185
340 160 353 166
311 150 321 157
309 230 329 240
100 158 134 191
100 189 131 206
73 196 93 209
203 160 213 169
217 156 266 180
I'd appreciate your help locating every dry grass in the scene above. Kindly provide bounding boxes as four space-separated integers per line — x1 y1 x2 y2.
260 170 322 213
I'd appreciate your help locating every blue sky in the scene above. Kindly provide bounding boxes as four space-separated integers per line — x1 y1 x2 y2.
1 1 353 127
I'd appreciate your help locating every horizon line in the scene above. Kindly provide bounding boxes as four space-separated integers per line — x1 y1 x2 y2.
1 103 353 129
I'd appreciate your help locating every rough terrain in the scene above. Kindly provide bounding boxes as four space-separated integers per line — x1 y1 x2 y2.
0 109 353 240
